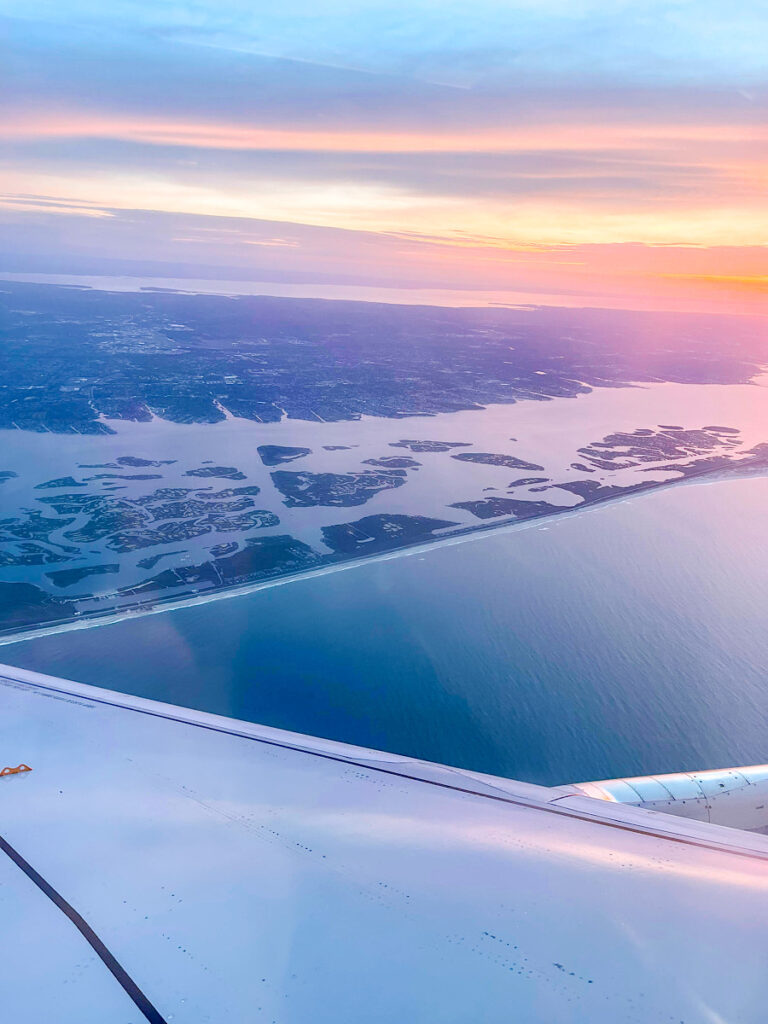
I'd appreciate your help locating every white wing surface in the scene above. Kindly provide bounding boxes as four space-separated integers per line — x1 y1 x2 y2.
1 663 767 1023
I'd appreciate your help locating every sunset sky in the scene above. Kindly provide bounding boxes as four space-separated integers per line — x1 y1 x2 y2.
2 1 767 311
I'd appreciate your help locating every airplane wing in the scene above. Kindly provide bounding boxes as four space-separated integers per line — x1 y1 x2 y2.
1 662 767 1023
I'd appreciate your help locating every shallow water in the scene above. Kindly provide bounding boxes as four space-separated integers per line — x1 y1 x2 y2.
2 374 766 603
6 474 768 786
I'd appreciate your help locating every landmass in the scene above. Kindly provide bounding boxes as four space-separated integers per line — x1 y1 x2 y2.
271 469 407 508
119 535 321 597
80 457 177 468
451 497 562 520
257 445 312 466
0 581 77 629
363 456 421 469
1 283 765 434
136 550 186 570
45 563 120 588
36 477 87 489
0 281 766 636
390 440 471 453
451 452 545 471
184 466 247 480
321 514 458 554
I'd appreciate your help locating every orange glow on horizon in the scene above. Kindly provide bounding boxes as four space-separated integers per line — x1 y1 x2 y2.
660 274 768 293
2 107 765 317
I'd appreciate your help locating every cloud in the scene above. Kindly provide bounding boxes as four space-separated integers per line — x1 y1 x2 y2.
2 129 765 252
1 5 766 311
1 201 766 314
0 192 113 217
4 13 767 137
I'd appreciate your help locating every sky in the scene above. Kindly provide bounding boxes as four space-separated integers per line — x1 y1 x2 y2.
1 1 767 311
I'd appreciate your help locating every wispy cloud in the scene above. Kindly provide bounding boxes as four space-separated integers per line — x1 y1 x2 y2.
1 5 766 310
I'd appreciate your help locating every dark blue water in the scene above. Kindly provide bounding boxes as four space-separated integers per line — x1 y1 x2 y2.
4 475 768 786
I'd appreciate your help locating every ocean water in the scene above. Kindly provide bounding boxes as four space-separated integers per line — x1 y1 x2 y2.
0 271 691 313
5 473 768 786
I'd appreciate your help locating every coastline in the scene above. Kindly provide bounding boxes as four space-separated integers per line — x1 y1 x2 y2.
3 454 766 648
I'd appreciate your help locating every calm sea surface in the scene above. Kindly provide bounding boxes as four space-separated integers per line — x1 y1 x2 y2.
4 475 768 786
